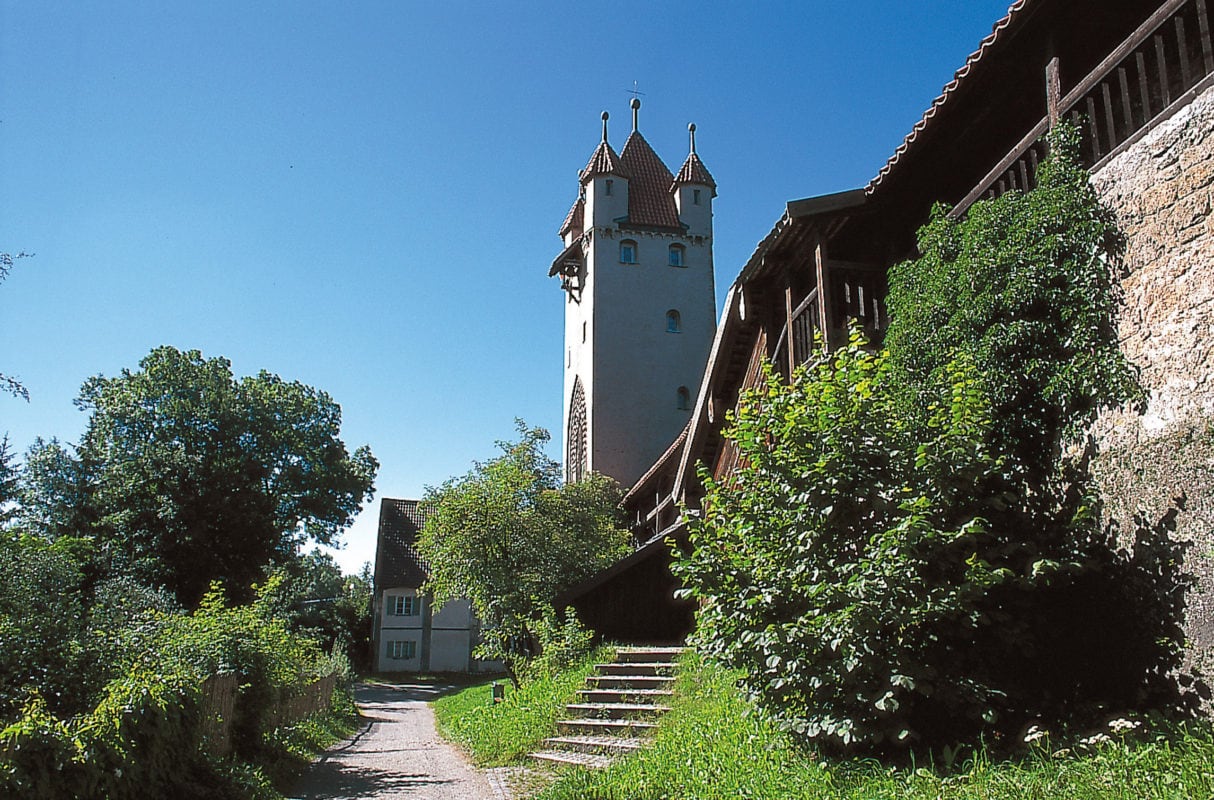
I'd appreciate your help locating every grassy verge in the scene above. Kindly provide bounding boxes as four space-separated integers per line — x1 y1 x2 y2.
532 652 1214 800
432 645 613 766
255 687 363 795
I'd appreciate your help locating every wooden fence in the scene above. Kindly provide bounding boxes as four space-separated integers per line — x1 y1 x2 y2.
198 673 339 758
952 0 1214 218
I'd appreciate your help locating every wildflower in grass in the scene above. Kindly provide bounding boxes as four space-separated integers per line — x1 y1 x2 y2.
1108 718 1140 734
1080 732 1112 746
1023 725 1048 744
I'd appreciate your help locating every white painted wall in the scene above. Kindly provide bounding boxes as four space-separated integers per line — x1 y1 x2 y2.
563 166 716 488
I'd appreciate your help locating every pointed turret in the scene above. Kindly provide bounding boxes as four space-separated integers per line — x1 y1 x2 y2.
671 123 715 235
618 99 682 230
581 111 629 229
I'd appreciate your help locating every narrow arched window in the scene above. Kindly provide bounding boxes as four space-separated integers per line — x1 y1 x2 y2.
567 378 588 484
677 386 691 410
620 240 638 264
668 244 685 267
666 309 681 333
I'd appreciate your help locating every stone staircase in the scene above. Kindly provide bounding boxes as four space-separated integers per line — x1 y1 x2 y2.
529 646 685 770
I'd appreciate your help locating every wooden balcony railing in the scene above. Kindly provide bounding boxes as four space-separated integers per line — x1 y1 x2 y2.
952 0 1214 218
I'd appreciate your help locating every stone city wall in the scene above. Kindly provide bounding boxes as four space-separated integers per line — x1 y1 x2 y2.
1090 80 1214 655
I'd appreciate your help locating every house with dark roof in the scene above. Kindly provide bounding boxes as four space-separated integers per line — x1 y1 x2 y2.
560 0 1214 650
372 498 498 673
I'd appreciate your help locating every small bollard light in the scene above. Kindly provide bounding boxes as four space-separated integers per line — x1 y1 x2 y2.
492 681 505 704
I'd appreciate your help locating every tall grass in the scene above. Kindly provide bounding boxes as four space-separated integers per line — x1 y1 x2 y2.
432 645 612 766
533 652 1214 800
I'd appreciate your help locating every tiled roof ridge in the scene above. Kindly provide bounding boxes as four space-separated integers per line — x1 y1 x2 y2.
865 0 1032 195
672 152 717 192
559 195 585 236
619 131 682 230
580 140 626 182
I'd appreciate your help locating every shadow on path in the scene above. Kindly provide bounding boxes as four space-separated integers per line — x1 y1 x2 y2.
289 679 498 800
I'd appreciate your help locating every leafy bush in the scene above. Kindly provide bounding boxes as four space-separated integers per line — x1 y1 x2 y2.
520 606 597 681
673 128 1195 754
147 578 328 759
0 534 87 718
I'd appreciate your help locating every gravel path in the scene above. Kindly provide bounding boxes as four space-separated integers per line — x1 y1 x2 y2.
289 680 503 800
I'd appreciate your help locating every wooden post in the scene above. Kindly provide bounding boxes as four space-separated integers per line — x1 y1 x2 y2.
1046 57 1061 128
814 236 830 351
784 284 795 376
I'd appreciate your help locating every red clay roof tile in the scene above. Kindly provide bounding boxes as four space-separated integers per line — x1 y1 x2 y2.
559 196 585 237
672 152 717 194
580 141 625 181
619 131 682 230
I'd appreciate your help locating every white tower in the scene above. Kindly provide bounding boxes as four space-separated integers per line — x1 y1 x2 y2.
550 100 717 487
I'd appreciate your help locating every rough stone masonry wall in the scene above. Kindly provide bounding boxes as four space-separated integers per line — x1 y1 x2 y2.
1090 80 1214 655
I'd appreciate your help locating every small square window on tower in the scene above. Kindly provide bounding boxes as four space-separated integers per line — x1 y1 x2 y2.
668 244 685 267
620 240 637 264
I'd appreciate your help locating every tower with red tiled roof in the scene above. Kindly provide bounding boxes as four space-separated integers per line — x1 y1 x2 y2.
550 99 717 488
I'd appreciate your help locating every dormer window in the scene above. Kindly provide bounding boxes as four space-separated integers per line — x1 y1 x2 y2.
668 244 685 267
620 240 638 264
693 189 701 205
605 179 613 196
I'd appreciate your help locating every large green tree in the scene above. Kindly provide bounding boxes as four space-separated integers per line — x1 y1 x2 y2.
261 552 374 670
417 422 630 684
23 346 377 606
674 127 1192 754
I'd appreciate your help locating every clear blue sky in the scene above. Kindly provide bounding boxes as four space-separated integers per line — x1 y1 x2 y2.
1 1 1014 575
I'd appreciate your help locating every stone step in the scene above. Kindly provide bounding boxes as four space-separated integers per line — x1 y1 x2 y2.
544 734 644 755
556 717 659 735
588 675 676 690
594 661 678 676
566 701 671 719
529 749 613 770
614 646 687 663
577 688 675 704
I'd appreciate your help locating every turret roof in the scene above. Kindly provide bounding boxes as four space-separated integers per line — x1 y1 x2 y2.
580 141 625 182
619 131 682 230
559 196 585 237
672 152 717 194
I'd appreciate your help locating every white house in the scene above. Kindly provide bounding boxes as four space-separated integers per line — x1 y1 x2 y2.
371 498 498 673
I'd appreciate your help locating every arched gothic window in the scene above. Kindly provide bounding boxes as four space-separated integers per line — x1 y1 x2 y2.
567 378 588 483
666 309 681 333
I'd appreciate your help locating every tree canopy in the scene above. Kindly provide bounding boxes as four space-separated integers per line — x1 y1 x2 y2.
417 422 630 683
674 127 1193 754
19 346 377 606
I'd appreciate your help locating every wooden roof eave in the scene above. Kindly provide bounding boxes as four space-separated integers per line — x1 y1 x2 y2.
548 236 584 277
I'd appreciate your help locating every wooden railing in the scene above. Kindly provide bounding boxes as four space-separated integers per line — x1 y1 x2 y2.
952 0 1214 218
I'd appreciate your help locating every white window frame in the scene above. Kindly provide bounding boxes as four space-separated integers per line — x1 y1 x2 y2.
388 594 419 616
387 640 418 660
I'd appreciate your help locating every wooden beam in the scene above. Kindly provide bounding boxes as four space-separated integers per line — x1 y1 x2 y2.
1046 56 1061 127
1118 66 1134 132
1177 16 1192 90
814 236 830 352
1198 0 1214 74
1137 50 1153 120
784 285 795 377
1058 0 1187 113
